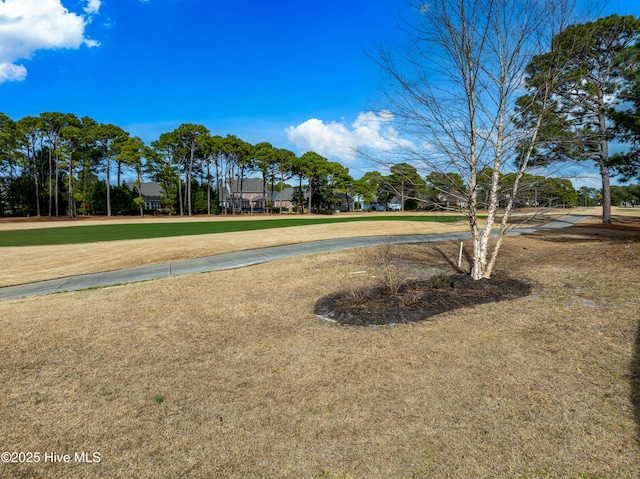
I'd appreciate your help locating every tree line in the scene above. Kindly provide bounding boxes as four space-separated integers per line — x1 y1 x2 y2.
0 111 588 218
356 164 580 210
0 114 343 217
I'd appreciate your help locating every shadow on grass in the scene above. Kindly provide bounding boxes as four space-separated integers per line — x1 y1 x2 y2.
432 245 473 274
432 245 460 270
633 320 640 448
526 227 640 245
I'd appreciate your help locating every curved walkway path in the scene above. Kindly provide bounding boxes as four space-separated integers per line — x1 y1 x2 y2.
0 214 588 301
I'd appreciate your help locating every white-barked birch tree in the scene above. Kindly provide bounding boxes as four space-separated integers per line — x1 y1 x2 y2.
376 0 579 279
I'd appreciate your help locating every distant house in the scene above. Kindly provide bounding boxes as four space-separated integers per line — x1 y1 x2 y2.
125 182 164 211
222 178 262 212
226 178 295 213
360 194 403 212
435 191 467 209
272 187 295 211
124 179 296 214
333 192 355 212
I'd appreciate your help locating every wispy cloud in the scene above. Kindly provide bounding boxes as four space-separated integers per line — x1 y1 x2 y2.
0 0 100 83
0 62 26 83
84 0 101 15
285 111 414 162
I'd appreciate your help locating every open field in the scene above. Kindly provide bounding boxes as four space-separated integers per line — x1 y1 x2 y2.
0 210 462 232
0 207 616 288
0 215 468 246
0 210 639 478
0 217 472 288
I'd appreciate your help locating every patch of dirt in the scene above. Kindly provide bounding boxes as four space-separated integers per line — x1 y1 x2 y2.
315 272 533 326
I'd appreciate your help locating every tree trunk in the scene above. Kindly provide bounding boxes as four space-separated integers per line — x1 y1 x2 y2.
68 156 75 219
279 170 284 212
228 165 234 215
228 162 234 215
207 159 211 215
470 236 488 280
48 148 53 217
239 165 246 214
137 181 144 218
215 157 222 215
600 161 612 224
262 173 268 214
187 150 195 216
597 92 612 224
186 167 192 216
34 173 41 217
31 149 41 217
54 155 59 216
298 175 303 213
82 159 90 215
177 161 184 216
106 156 112 217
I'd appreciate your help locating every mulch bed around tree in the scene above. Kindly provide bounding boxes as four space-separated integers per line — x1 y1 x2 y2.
315 273 533 326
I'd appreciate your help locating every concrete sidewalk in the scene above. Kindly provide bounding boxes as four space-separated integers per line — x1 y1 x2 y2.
0 215 588 301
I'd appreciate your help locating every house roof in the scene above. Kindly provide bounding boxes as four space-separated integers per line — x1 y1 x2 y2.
333 192 353 201
250 188 295 203
228 178 265 193
125 182 163 200
273 187 294 202
122 180 294 203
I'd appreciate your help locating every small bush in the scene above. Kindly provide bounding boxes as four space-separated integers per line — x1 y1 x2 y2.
372 244 409 297
399 284 423 307
427 272 451 289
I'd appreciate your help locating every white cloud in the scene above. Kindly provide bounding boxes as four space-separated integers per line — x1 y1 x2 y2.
0 62 27 82
285 111 414 162
0 0 99 83
286 118 354 160
84 0 101 14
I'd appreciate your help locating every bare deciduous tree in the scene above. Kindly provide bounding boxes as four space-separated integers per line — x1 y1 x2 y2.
375 0 577 279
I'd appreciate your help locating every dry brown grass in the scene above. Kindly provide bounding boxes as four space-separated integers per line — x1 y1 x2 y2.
0 216 471 288
1 213 639 478
0 207 600 288
0 210 459 231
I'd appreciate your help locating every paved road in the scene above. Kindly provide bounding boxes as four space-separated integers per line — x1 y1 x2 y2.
0 214 588 301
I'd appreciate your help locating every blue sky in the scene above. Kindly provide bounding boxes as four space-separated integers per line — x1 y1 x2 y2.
1 0 640 185
0 0 404 168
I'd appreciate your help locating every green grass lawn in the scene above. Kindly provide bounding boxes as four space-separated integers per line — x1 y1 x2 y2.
0 215 468 246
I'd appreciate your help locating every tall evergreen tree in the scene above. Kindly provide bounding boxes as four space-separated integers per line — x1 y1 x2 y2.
91 123 128 217
520 14 640 223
